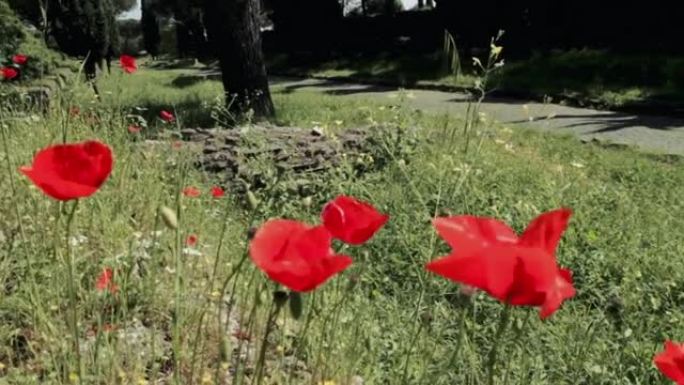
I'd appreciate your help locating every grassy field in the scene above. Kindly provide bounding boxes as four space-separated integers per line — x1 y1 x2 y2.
0 62 682 384
267 49 684 110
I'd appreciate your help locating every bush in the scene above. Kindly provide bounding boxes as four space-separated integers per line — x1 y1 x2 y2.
0 0 63 82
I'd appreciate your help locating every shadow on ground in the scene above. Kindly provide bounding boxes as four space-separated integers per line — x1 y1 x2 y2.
507 113 682 133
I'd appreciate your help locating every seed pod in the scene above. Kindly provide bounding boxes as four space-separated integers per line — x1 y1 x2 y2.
159 206 178 229
273 290 288 307
247 191 259 210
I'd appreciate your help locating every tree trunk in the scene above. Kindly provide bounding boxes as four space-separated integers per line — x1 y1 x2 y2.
384 0 394 14
204 0 275 120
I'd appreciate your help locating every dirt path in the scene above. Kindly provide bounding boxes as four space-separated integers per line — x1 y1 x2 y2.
271 77 684 156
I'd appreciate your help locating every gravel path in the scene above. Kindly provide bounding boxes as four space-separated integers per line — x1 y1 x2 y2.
271 77 684 156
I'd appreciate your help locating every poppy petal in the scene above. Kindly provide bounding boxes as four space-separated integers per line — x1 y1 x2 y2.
538 268 576 319
19 141 113 201
250 220 351 292
433 216 518 254
520 208 572 255
321 196 388 245
655 341 684 383
426 247 518 301
250 220 306 269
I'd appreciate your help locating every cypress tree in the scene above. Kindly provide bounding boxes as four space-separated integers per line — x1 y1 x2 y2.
141 0 161 58
48 0 118 81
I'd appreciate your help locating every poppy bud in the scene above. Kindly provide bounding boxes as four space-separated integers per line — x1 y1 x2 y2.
247 191 259 211
159 206 178 229
289 291 303 319
273 290 288 307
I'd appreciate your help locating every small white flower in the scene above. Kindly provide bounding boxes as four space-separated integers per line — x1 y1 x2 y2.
504 143 515 152
69 235 88 246
182 247 202 257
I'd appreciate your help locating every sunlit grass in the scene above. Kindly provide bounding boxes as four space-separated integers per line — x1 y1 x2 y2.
0 65 682 384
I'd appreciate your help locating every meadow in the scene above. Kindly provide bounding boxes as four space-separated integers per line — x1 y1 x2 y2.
0 60 683 385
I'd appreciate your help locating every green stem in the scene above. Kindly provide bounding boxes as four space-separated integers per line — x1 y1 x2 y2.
440 305 470 382
486 305 512 385
253 295 283 385
172 159 189 385
400 319 425 385
63 200 81 381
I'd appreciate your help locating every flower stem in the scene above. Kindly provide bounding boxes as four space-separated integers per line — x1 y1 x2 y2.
253 293 284 385
486 305 512 385
63 200 81 381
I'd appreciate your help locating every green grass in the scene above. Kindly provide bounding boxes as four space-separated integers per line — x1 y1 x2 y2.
267 49 684 109
0 64 682 384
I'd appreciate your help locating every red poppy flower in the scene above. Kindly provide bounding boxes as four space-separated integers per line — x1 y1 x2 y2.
655 340 684 384
249 219 352 292
101 323 117 333
96 268 118 294
183 186 201 198
86 323 117 337
321 195 389 245
127 125 141 134
119 55 137 74
19 141 114 201
160 110 175 123
12 54 28 65
69 106 80 117
172 140 182 149
425 208 575 319
186 234 198 247
211 186 225 198
1 67 18 80
232 329 251 341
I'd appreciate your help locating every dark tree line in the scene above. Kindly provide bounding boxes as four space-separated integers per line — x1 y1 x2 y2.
140 0 274 118
48 0 120 80
435 0 684 55
8 0 137 80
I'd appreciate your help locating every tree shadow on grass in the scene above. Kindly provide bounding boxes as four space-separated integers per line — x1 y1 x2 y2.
170 73 221 88
268 51 448 88
506 113 684 133
125 99 218 129
274 78 394 96
146 58 199 70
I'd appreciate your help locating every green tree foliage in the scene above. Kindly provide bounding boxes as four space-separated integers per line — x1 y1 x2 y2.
346 0 402 16
141 0 161 57
0 0 61 80
113 0 136 13
0 0 24 55
8 0 136 23
48 0 119 79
